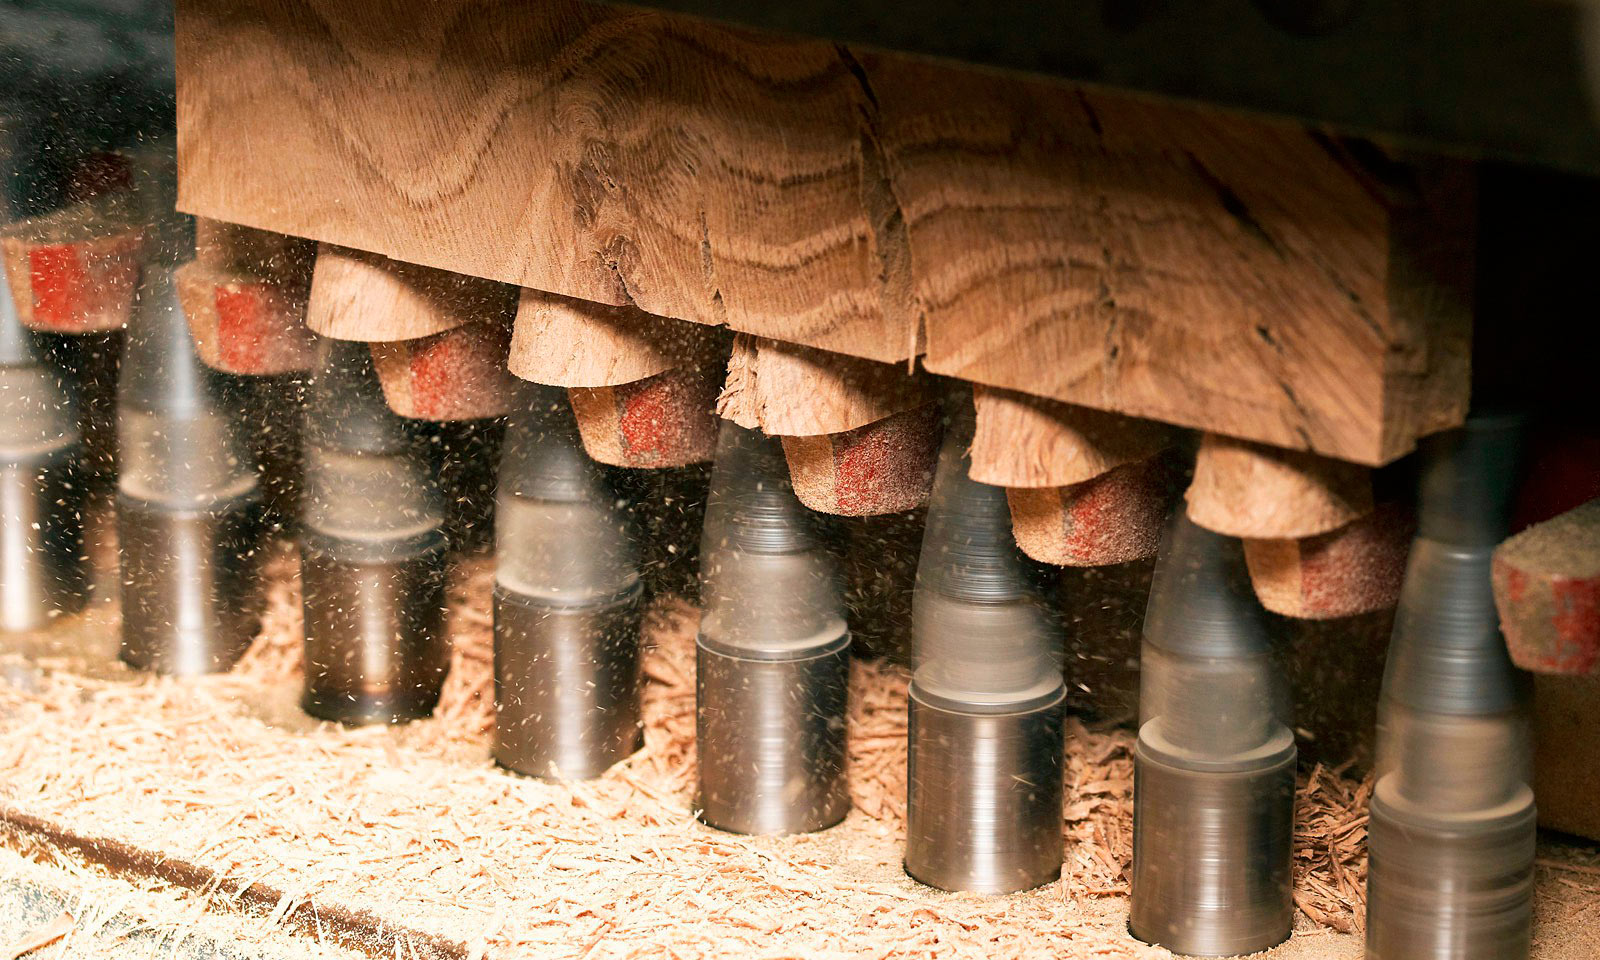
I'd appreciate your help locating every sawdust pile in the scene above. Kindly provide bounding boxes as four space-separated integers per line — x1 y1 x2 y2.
0 547 1372 958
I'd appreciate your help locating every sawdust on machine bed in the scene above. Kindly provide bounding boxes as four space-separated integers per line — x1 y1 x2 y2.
0 543 1544 959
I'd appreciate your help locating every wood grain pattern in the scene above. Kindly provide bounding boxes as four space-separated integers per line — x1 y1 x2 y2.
509 289 714 388
1187 433 1373 539
866 58 1471 464
717 334 927 436
306 244 516 342
178 0 908 361
969 385 1175 488
176 0 1471 462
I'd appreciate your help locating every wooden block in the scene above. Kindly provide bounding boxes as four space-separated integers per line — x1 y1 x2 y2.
176 260 316 375
782 402 941 516
568 362 723 468
178 0 905 361
0 195 145 334
1243 501 1414 620
176 0 1471 462
717 334 927 436
1187 434 1373 539
869 57 1473 465
1007 454 1175 567
509 289 710 388
970 385 1175 488
306 244 516 343
370 320 518 421
1493 499 1600 675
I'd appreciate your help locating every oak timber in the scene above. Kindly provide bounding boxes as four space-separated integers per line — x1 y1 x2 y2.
1186 434 1374 540
306 244 517 343
510 290 715 389
716 334 928 437
969 386 1174 489
176 0 1472 463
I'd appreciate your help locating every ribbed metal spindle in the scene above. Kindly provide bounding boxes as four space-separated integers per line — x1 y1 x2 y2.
299 336 447 724
904 395 1066 894
494 384 645 780
695 420 851 835
1366 412 1534 960
117 264 268 673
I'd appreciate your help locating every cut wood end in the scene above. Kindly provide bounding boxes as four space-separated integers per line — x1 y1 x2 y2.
1494 498 1600 675
971 385 1175 488
306 244 517 342
718 334 927 437
176 260 315 375
509 288 711 388
1007 454 1176 567
1244 501 1415 620
782 402 942 516
371 320 518 421
1 220 145 335
570 361 723 468
1187 433 1373 539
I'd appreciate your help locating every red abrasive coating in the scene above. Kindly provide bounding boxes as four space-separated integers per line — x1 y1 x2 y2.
1007 455 1173 567
214 285 269 373
1494 498 1600 675
570 363 721 468
178 262 315 376
1244 501 1413 620
372 322 517 421
24 233 142 333
783 403 941 516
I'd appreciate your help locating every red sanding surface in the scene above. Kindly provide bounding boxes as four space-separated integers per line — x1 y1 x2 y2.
1009 456 1172 567
1495 499 1600 675
1245 502 1413 620
572 364 721 468
177 261 315 376
376 322 517 421
784 403 941 516
23 233 142 333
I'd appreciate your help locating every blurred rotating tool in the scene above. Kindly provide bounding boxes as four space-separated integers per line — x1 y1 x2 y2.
1366 413 1534 960
0 266 87 630
1129 513 1295 956
494 384 645 780
904 398 1066 893
299 337 448 724
118 265 268 674
695 421 851 835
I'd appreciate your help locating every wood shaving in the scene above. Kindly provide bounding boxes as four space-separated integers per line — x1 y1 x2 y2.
4 909 72 960
0 543 1380 959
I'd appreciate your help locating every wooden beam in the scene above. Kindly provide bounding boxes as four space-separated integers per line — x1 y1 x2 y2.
176 0 1471 463
306 244 516 343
